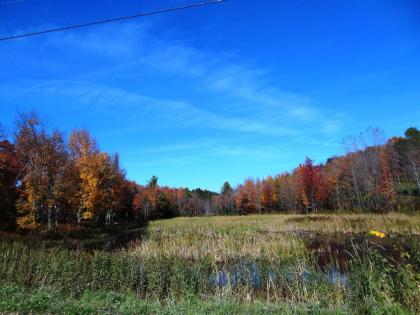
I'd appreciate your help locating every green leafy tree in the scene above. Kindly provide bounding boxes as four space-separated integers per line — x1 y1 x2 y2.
0 137 20 230
157 192 172 218
393 127 420 194
220 181 235 214
220 181 232 196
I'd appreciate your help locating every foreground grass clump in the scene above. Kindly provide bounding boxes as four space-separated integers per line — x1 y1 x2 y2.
0 284 349 315
0 214 419 314
0 241 331 303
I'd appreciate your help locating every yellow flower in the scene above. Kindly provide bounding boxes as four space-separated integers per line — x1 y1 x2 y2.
369 230 385 238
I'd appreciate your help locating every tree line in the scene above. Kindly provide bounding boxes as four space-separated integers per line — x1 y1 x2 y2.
0 113 419 231
216 128 419 215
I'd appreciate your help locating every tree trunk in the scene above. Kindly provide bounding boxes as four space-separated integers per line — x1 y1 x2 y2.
77 208 82 226
48 207 52 230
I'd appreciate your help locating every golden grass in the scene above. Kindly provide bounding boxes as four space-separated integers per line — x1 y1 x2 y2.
131 213 420 262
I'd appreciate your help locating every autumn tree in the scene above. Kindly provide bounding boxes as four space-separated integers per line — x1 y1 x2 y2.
43 130 69 228
69 130 116 224
343 129 388 212
132 186 146 221
379 148 395 211
274 173 300 212
175 188 191 216
15 113 69 228
261 176 276 212
323 157 347 211
297 158 327 213
102 153 126 225
236 179 257 214
117 179 138 223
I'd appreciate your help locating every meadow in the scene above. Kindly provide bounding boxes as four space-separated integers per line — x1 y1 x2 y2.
1 213 419 314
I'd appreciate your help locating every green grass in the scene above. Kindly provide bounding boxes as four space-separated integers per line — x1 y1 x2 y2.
0 284 403 315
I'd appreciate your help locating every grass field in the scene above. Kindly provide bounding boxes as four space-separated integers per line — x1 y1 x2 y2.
135 213 420 261
1 214 419 314
0 284 350 315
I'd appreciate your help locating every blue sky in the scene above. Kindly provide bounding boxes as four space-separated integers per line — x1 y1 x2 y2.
1 0 419 191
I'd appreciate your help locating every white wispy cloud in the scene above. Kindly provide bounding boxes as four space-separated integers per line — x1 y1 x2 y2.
28 81 299 137
3 20 345 143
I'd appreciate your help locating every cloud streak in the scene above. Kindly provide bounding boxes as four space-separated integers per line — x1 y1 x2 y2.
28 81 300 137
34 21 344 138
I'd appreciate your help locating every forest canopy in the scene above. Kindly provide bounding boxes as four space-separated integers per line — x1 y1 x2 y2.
0 113 419 231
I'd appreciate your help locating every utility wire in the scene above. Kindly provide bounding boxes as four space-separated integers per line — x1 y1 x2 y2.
0 0 226 41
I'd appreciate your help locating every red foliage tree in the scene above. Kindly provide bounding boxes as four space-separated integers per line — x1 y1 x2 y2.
297 157 327 213
379 149 395 210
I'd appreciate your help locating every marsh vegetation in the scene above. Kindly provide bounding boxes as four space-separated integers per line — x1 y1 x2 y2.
1 214 419 314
